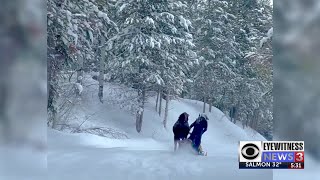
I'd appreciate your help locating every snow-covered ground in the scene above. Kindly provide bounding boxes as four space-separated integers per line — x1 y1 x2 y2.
0 147 47 180
1 74 319 180
45 74 273 180
48 122 269 179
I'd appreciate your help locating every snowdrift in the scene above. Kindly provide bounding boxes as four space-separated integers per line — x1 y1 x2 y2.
53 73 266 145
45 73 275 180
44 74 320 180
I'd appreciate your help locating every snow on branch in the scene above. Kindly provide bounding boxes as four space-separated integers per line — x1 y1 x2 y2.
72 127 129 139
260 27 273 48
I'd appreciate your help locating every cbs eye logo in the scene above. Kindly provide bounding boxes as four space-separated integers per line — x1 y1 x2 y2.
241 143 260 160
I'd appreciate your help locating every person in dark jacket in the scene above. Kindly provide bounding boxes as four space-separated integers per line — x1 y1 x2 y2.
188 113 208 154
173 112 190 151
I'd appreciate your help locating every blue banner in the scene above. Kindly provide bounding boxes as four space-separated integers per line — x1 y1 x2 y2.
262 152 295 162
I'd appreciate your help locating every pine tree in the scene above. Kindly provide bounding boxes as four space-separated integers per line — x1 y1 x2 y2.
112 0 196 131
47 0 117 127
191 0 240 109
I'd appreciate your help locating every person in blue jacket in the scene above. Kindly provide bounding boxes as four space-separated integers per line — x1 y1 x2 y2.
172 112 190 151
188 113 208 155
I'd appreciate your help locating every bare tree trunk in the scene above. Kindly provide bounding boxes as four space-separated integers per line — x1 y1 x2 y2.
74 52 84 96
252 109 256 129
76 51 83 84
98 35 105 103
203 97 206 113
155 89 160 112
245 113 250 128
243 113 249 129
209 98 212 113
249 115 254 128
49 73 58 130
0 74 11 141
163 90 170 129
49 79 57 129
230 105 237 124
159 91 162 116
48 53 59 129
136 89 145 133
254 110 259 130
51 105 58 129
250 109 258 129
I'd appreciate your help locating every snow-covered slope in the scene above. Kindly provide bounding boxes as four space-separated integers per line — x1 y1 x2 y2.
56 73 266 142
3 74 317 180
48 128 271 180
45 74 274 180
44 74 319 180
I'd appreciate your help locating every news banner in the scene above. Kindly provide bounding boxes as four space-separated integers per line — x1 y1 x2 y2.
239 141 304 169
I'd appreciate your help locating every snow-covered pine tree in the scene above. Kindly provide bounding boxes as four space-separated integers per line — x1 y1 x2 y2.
245 26 273 139
191 0 240 110
111 0 196 131
230 0 272 136
186 0 273 139
47 0 117 128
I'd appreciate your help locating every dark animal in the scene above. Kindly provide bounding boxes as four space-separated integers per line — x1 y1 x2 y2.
173 112 190 151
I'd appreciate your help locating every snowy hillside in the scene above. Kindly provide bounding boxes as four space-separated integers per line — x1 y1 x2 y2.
45 0 276 178
46 74 273 180
1 74 318 180
52 73 266 145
